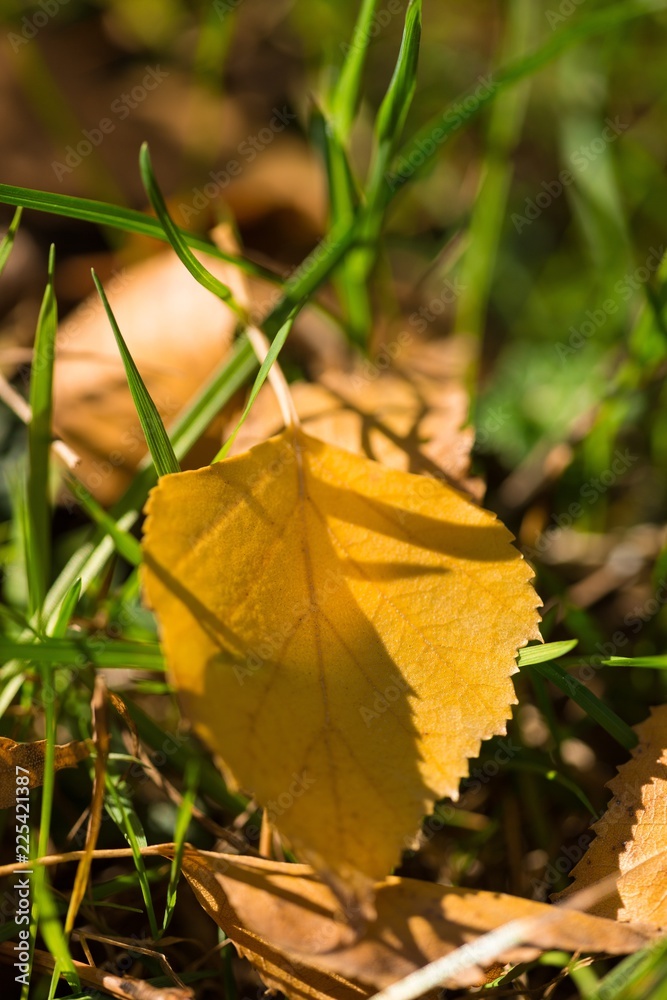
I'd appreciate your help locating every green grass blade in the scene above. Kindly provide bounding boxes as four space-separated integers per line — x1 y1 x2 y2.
591 938 667 1000
373 0 422 154
603 655 667 668
50 579 82 638
114 333 258 519
0 206 22 275
168 334 258 459
31 872 80 991
389 0 667 194
0 601 37 631
139 143 245 317
37 673 57 871
312 104 370 344
162 759 198 933
105 778 159 939
93 271 180 478
268 217 356 331
531 660 638 750
215 314 296 460
364 0 422 209
43 513 136 624
122 700 246 815
33 526 80 992
330 0 380 138
506 755 596 815
517 640 578 666
454 0 537 353
335 0 421 343
0 183 275 281
27 244 57 616
65 477 142 565
0 673 25 719
39 338 258 624
0 635 164 669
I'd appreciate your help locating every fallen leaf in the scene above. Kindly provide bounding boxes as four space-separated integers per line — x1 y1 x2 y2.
229 333 482 498
556 704 667 931
52 248 241 504
142 426 540 909
168 847 654 997
0 940 193 1000
0 736 91 808
224 139 328 266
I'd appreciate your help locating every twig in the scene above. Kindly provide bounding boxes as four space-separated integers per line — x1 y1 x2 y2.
367 876 622 1000
246 323 300 428
0 940 193 1000
0 371 80 471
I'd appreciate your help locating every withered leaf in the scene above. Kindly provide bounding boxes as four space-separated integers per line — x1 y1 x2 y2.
0 737 91 808
229 334 481 497
557 704 667 931
171 848 655 998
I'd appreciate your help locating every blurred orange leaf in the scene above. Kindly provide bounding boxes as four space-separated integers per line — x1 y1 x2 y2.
52 248 241 504
230 334 481 497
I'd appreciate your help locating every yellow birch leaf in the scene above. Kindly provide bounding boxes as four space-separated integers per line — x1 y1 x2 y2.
163 847 654 998
0 737 91 809
142 427 541 908
557 704 667 931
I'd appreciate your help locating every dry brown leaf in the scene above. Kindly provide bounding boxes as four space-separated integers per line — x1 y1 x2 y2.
229 333 481 498
52 248 241 504
0 736 91 808
557 704 667 930
224 139 328 261
171 848 654 997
